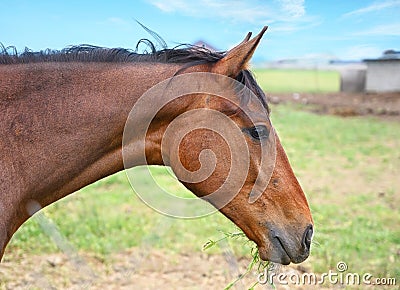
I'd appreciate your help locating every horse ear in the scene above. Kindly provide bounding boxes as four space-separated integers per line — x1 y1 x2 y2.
212 26 268 77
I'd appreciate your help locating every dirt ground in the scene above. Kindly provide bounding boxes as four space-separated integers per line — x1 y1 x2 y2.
267 92 400 122
1 248 314 290
1 92 399 290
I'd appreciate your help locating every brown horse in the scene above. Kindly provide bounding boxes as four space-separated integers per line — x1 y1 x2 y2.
0 27 313 265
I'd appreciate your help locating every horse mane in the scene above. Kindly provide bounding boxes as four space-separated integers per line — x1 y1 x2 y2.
0 41 225 65
0 41 269 111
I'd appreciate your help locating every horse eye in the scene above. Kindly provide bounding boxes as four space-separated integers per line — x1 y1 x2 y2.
243 125 269 141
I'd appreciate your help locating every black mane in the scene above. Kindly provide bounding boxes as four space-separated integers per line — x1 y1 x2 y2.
0 41 268 111
0 42 225 65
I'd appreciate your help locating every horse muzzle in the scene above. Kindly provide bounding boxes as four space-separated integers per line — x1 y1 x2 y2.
258 224 313 265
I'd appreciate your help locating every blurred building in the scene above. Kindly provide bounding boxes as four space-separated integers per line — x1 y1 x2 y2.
339 68 366 93
364 50 400 93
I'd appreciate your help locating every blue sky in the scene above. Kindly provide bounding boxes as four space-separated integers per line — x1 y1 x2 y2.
1 0 399 62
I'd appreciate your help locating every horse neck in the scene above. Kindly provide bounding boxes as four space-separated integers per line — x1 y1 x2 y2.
0 61 188 250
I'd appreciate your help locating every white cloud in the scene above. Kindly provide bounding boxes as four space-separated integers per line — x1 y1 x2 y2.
150 0 187 13
278 0 305 18
272 16 322 32
343 0 400 17
341 45 383 60
146 0 316 31
354 23 400 36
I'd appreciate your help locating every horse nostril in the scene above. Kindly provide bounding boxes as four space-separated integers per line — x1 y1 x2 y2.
303 225 313 251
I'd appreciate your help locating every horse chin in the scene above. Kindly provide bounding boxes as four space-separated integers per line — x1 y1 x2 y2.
257 245 291 265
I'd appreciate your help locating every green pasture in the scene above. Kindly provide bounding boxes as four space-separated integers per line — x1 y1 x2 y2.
253 68 340 93
4 70 399 287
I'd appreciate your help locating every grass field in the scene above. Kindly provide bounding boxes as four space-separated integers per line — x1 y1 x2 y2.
253 68 340 93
